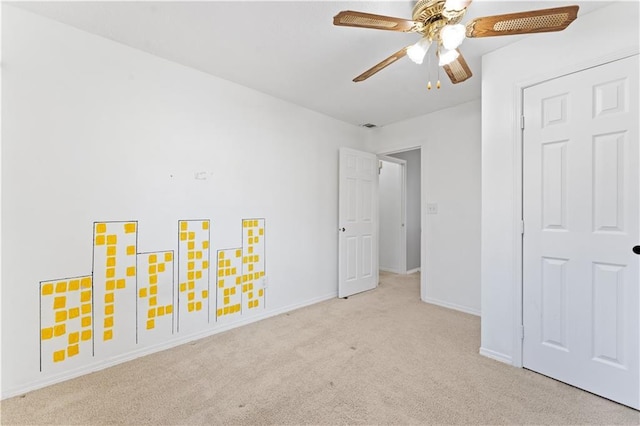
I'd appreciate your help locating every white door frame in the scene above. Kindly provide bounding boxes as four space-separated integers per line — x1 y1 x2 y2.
378 155 407 275
512 48 640 368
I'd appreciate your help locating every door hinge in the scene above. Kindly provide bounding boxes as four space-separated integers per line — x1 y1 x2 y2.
520 220 525 235
519 325 525 340
521 115 525 130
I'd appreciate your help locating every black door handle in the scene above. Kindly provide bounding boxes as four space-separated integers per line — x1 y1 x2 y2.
633 246 640 255
339 227 345 232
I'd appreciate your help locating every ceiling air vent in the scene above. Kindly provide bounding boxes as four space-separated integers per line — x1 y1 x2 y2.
360 123 378 128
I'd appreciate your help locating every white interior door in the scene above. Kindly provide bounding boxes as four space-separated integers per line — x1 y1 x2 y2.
378 157 406 274
523 55 639 409
338 147 378 298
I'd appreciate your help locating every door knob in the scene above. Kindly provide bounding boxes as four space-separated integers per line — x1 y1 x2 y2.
339 227 345 232
633 246 640 255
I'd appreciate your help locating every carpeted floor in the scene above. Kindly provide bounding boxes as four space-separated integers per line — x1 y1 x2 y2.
1 272 638 425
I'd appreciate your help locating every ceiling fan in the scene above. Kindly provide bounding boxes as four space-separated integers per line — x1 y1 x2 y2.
333 0 579 85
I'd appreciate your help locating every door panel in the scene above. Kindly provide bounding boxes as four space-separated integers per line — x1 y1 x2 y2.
339 148 378 298
593 132 625 232
523 55 639 409
541 257 568 350
592 262 625 367
541 140 567 230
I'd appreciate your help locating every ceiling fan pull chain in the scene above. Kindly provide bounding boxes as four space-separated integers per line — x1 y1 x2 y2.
427 51 432 90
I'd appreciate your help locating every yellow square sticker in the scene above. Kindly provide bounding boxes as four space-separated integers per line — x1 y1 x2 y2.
41 283 54 296
81 316 92 327
81 277 92 288
53 296 66 309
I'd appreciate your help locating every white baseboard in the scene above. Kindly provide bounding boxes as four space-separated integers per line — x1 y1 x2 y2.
422 297 481 316
380 267 420 275
479 347 513 365
1 291 337 400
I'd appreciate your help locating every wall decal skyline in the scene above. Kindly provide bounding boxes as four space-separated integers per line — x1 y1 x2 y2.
39 218 266 371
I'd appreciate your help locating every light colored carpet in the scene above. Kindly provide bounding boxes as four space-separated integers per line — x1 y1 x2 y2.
1 272 638 425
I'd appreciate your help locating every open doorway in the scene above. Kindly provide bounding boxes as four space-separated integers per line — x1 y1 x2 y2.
378 148 421 275
378 156 406 274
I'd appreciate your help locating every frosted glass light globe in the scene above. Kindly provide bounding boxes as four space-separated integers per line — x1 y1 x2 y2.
407 37 432 65
441 24 466 50
438 48 460 66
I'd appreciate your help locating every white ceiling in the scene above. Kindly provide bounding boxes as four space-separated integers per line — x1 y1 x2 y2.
10 0 610 126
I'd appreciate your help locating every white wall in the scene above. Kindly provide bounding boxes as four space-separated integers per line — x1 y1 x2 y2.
389 149 421 272
480 1 640 364
379 159 403 273
369 100 481 315
1 5 365 398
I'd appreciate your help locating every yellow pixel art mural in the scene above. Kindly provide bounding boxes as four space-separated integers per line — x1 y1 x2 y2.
177 220 210 332
39 218 266 371
93 221 138 358
242 219 266 312
40 275 93 370
137 251 174 345
216 248 243 322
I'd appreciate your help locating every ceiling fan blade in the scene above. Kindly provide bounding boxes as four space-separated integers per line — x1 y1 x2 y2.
442 50 472 84
334 10 423 33
353 47 408 82
466 5 579 38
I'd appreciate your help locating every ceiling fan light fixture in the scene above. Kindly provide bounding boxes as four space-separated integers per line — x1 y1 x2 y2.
438 47 459 66
333 4 580 84
407 37 432 65
441 24 466 50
